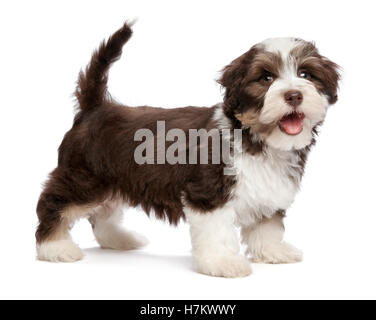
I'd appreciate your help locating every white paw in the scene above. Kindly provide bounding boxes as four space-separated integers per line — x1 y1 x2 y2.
251 242 303 264
97 228 149 251
37 239 83 262
194 253 252 278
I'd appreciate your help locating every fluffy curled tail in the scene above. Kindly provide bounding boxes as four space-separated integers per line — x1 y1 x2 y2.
75 22 133 113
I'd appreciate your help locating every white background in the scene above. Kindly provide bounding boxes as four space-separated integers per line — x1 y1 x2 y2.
1 0 375 300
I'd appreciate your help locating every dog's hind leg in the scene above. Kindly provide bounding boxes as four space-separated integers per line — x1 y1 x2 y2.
89 201 148 251
36 168 100 262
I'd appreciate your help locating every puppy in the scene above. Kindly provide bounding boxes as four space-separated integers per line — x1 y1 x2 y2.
36 22 340 277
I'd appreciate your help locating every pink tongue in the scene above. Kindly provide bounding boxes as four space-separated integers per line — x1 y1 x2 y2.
279 114 304 135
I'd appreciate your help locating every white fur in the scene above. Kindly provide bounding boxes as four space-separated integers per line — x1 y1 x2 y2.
37 200 148 263
90 201 149 250
212 106 301 223
261 81 328 125
241 214 302 263
212 103 232 130
210 106 303 270
259 37 300 58
185 204 252 278
232 146 301 226
36 204 92 262
37 239 83 262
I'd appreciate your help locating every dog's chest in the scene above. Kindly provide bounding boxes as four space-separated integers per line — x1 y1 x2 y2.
232 149 301 225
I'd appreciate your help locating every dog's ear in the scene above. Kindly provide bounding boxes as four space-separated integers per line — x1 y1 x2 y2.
319 56 341 105
218 48 257 118
298 53 341 105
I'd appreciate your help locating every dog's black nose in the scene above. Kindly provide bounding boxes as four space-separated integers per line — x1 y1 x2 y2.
284 90 303 108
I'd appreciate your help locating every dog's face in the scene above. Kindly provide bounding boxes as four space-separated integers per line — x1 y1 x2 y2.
220 38 340 150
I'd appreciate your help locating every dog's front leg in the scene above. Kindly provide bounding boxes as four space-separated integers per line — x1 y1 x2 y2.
241 211 303 264
185 205 252 278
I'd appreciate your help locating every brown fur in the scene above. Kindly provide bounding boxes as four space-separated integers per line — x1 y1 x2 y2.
36 23 237 243
291 41 340 104
219 49 283 123
219 48 290 155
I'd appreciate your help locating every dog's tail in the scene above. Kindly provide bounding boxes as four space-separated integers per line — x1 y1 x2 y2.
74 22 133 113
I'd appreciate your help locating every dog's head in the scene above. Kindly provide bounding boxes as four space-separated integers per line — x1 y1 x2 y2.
219 38 340 151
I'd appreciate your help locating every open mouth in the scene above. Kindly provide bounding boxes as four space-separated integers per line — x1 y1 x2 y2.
278 112 305 135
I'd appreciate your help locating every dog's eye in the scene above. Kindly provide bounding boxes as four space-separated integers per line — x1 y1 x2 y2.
298 71 312 80
259 74 274 84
